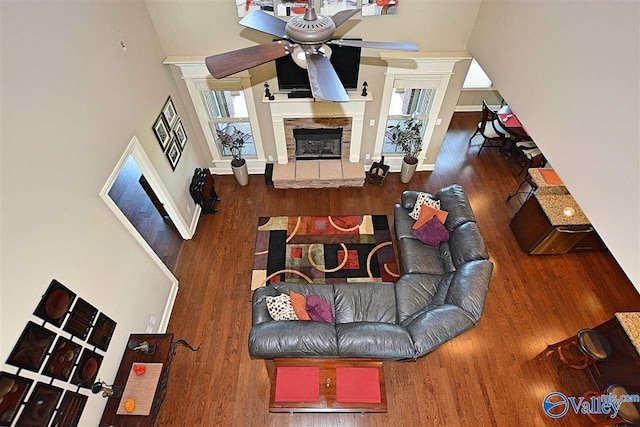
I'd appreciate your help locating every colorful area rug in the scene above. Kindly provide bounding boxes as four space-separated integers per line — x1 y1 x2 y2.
251 215 399 290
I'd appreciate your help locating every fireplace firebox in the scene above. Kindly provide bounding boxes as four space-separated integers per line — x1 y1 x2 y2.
294 128 343 160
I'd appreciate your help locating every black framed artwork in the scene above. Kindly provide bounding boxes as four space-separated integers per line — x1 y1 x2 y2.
162 96 178 129
165 137 181 171
0 372 33 426
16 382 63 427
63 298 98 340
153 113 171 152
6 322 56 372
174 120 188 150
87 313 117 352
33 279 76 327
51 391 88 426
42 336 81 382
70 348 103 388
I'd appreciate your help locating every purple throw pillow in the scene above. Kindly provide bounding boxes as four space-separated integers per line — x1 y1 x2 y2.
305 295 334 324
411 215 450 248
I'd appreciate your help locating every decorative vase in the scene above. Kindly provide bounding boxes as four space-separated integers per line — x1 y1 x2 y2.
400 157 418 183
231 159 249 186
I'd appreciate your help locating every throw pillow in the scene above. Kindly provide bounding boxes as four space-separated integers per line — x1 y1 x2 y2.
411 216 450 248
412 205 449 230
306 295 334 324
289 291 311 321
409 193 441 220
266 294 299 321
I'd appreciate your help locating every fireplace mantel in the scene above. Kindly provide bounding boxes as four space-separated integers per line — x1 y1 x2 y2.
264 93 373 164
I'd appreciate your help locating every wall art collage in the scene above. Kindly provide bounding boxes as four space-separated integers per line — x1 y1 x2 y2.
1 279 117 426
153 96 189 172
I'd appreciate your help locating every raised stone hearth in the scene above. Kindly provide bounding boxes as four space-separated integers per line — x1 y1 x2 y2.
272 160 365 189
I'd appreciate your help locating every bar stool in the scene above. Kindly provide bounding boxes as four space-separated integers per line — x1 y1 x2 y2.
546 329 612 369
583 384 640 426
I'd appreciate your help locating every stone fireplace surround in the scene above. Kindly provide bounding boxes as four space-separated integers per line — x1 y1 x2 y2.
265 93 372 188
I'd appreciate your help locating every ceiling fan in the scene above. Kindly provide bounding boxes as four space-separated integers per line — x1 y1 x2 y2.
205 0 418 102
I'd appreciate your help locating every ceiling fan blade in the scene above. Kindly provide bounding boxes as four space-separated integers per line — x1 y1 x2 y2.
331 8 361 28
239 10 287 38
205 41 292 79
305 51 350 103
329 39 418 51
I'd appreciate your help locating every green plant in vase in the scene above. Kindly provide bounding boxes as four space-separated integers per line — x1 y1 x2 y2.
216 125 252 185
385 117 424 183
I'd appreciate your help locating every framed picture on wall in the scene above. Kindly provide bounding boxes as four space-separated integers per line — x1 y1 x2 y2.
162 97 178 129
166 137 181 171
153 113 171 152
174 120 188 150
0 372 33 426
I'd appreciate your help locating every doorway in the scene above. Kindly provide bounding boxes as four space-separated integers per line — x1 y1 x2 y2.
108 155 183 272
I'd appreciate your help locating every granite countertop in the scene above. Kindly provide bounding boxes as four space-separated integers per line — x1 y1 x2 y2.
616 312 640 356
534 193 591 226
528 168 569 195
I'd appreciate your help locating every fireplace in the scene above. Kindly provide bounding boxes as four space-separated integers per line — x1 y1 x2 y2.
294 128 343 160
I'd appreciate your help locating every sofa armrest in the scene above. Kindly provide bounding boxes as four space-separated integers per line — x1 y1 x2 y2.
404 305 476 358
401 190 433 211
252 286 279 326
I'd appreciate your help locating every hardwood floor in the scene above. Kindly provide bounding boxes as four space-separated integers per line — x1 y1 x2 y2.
157 113 640 426
108 156 183 272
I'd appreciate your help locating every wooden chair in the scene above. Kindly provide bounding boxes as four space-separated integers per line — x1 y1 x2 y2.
546 329 612 370
469 100 511 155
582 385 640 426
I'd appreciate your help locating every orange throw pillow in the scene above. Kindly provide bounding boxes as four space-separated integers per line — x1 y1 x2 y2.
289 291 310 320
412 205 449 230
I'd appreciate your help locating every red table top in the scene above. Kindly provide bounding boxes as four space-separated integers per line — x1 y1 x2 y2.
498 105 529 136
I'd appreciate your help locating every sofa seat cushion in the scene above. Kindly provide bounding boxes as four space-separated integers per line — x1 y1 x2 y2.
398 237 445 275
336 322 415 359
434 185 476 231
449 222 489 268
395 274 444 323
248 321 339 358
334 283 397 324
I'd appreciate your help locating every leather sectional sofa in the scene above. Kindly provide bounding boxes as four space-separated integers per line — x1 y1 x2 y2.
249 184 493 360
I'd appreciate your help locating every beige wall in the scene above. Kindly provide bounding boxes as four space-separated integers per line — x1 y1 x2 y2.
457 88 503 110
146 0 481 165
1 1 207 423
468 1 640 289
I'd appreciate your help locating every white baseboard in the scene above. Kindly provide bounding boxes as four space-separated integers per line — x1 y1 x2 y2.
158 280 179 333
189 204 201 237
210 159 267 175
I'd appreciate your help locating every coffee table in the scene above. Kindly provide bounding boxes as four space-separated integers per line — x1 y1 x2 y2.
268 358 387 413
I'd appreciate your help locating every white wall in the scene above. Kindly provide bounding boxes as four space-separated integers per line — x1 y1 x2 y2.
146 0 482 165
0 1 207 424
468 1 640 289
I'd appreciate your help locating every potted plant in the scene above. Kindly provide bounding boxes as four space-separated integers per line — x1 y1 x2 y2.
216 125 251 186
386 117 424 183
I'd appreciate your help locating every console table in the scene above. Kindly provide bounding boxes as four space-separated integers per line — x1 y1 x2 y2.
99 334 198 427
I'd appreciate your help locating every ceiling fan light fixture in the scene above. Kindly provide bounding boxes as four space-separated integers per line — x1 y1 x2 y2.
291 44 332 69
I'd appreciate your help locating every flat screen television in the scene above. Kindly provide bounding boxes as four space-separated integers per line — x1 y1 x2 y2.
275 39 362 93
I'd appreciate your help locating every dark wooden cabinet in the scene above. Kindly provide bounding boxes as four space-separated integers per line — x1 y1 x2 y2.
586 318 640 391
510 196 606 254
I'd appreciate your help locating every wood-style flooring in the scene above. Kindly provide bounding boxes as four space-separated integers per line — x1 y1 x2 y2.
108 156 183 272
157 113 640 426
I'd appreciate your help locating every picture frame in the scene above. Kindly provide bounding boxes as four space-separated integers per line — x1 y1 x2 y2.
153 113 171 152
166 137 181 171
162 97 178 129
16 382 63 427
87 312 117 351
174 120 188 150
33 279 76 327
6 321 56 372
70 348 103 389
63 297 98 340
42 336 82 381
0 372 33 426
